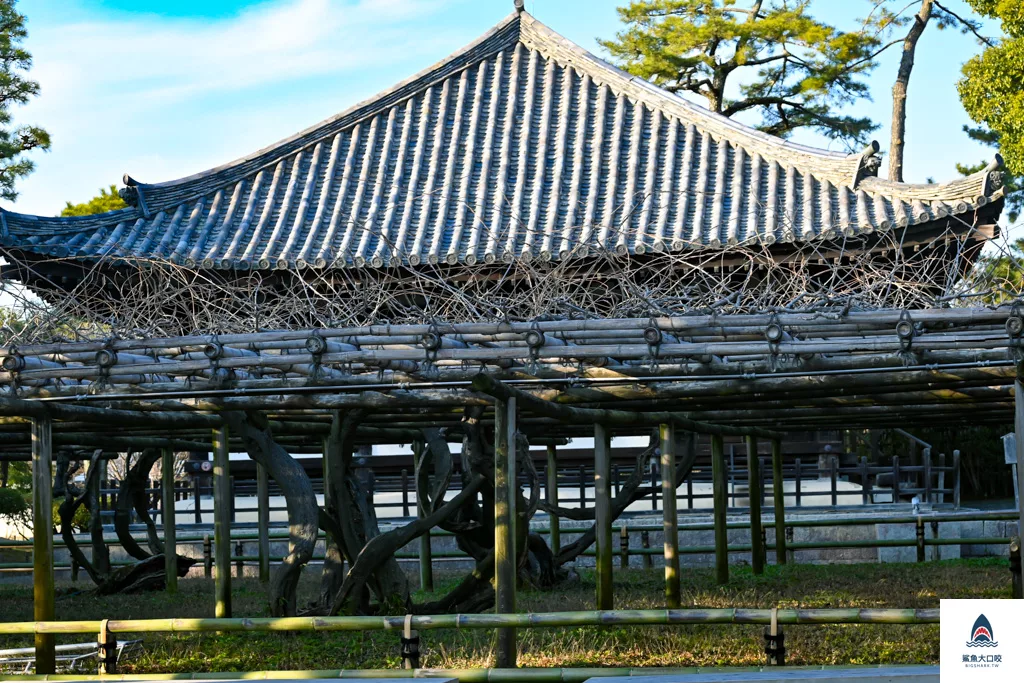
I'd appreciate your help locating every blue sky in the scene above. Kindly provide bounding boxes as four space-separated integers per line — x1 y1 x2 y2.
3 0 1009 234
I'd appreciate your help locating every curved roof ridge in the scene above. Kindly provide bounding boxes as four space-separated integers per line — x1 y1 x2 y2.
519 12 856 162
131 11 525 215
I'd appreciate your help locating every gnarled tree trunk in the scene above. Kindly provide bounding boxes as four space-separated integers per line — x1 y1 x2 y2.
224 411 318 616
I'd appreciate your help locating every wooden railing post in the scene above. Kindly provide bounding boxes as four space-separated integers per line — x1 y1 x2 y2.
620 525 629 569
31 416 55 674
829 456 838 507
892 456 901 502
794 459 802 507
1010 536 1022 599
860 456 870 505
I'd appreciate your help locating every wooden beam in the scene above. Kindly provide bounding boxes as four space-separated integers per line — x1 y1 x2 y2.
771 438 787 565
31 416 55 674
212 427 232 617
493 396 516 668
413 444 433 593
660 423 680 608
594 423 613 611
711 434 728 585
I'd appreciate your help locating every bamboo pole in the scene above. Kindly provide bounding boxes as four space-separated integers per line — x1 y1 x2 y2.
660 423 680 608
771 438 786 565
257 463 270 584
594 423 613 611
546 444 560 556
0 607 942 637
161 448 178 593
31 416 55 674
493 396 516 668
711 434 728 585
746 436 763 575
212 427 232 617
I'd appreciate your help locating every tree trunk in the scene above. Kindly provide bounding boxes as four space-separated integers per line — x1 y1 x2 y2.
114 450 163 561
889 0 933 182
224 411 318 617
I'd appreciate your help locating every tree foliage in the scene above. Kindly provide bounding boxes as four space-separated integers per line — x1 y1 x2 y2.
600 0 887 149
958 0 1024 196
0 0 49 201
61 184 128 217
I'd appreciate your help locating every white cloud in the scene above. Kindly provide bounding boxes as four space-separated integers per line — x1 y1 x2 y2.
4 0 467 215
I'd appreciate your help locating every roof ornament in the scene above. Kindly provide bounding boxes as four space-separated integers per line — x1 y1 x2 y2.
982 154 1005 197
514 0 525 14
118 173 151 218
852 141 881 187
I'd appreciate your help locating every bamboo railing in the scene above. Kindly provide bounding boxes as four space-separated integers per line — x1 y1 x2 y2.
0 608 940 636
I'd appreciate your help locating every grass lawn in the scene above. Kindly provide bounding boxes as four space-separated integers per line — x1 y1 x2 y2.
0 559 1014 672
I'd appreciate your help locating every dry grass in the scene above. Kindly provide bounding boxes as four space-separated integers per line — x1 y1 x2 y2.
0 558 1013 672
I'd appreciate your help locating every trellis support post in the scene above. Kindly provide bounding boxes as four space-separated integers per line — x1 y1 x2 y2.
31 416 55 674
747 436 764 575
494 395 517 668
660 423 680 607
161 448 177 593
546 444 560 556
594 422 613 610
712 434 729 585
213 426 232 617
257 463 270 583
771 438 787 565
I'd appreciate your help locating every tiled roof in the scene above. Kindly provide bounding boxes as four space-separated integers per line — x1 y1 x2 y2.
0 10 1005 270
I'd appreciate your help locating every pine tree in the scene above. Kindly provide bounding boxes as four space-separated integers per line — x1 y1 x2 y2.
0 0 49 201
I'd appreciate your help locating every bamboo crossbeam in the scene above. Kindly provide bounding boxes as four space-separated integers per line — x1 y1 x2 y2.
471 374 783 439
0 607 941 635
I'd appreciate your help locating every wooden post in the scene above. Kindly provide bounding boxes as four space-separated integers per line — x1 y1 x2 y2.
952 450 961 510
893 456 901 501
916 517 926 563
712 434 729 585
794 459 802 507
937 452 947 505
578 464 586 508
641 530 652 569
401 469 410 517
413 445 433 592
193 474 202 524
923 447 932 504
546 444 560 556
747 436 763 575
1010 536 1022 599
829 456 838 507
1015 377 1024 551
771 439 786 565
619 525 629 569
860 457 870 505
257 463 270 584
212 427 232 617
31 416 55 674
161 448 178 593
594 422 613 610
493 396 516 668
650 464 658 511
660 423 680 608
